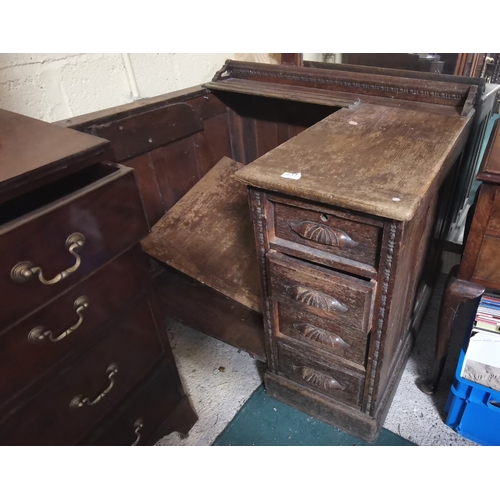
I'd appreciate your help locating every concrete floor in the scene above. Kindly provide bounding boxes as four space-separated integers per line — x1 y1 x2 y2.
156 274 477 446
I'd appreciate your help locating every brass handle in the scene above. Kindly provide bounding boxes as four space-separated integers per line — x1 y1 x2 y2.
70 363 118 408
131 418 144 446
28 296 89 343
11 232 85 285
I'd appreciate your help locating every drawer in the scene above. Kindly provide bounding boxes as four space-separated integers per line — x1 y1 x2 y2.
268 252 375 333
272 199 382 270
276 301 368 369
0 163 149 332
278 340 365 409
81 358 184 446
0 297 163 445
0 244 149 413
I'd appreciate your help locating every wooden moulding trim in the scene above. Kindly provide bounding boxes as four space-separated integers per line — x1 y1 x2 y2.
55 85 210 132
213 60 473 110
204 79 359 108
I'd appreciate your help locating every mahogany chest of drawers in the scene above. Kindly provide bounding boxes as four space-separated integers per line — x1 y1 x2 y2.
0 109 196 445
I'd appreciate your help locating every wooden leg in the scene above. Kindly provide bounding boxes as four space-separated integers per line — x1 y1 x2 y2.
417 272 484 395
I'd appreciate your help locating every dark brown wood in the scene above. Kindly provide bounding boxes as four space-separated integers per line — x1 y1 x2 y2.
205 79 358 108
213 60 473 110
417 271 484 395
340 53 444 73
80 358 194 445
0 245 149 417
90 103 204 162
0 109 196 445
0 164 149 332
154 265 266 361
192 113 232 178
123 153 165 227
281 53 303 66
0 298 163 445
0 109 112 204
150 136 202 211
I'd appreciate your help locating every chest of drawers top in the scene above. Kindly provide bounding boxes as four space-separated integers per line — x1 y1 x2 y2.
236 102 473 222
0 109 112 203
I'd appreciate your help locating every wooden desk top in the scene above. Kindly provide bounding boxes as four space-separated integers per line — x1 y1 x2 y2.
236 102 473 221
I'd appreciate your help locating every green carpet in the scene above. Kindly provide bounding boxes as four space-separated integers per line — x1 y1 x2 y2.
213 385 415 446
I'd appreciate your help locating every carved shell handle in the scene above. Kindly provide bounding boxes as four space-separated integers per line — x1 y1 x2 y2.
288 285 348 313
294 323 350 350
298 366 346 391
11 233 85 285
290 221 358 249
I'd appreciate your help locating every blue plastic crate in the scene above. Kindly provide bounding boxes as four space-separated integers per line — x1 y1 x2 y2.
445 334 500 446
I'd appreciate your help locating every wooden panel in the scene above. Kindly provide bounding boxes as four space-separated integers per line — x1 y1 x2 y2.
473 236 500 286
0 164 149 333
154 265 266 361
0 298 163 445
278 340 365 409
0 245 149 414
217 60 472 109
267 253 375 333
150 135 201 211
91 103 204 162
205 79 358 108
272 198 382 269
0 110 112 205
123 154 165 227
188 93 228 121
193 113 232 177
276 302 368 368
142 157 261 313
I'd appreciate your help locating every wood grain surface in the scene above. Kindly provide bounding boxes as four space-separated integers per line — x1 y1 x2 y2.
141 157 261 313
236 102 472 221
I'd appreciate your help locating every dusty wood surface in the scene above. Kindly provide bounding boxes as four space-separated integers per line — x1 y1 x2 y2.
236 102 472 221
141 157 262 313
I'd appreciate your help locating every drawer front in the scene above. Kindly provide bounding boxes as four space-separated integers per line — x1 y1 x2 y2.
81 358 184 446
276 302 368 368
0 298 163 445
0 245 149 413
278 340 365 409
273 200 382 269
0 164 149 332
268 253 375 333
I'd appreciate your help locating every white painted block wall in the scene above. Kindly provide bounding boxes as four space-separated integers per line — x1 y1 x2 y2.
0 53 234 123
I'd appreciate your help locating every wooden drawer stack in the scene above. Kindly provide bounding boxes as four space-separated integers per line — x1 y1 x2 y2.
250 191 386 438
0 109 196 445
236 101 472 442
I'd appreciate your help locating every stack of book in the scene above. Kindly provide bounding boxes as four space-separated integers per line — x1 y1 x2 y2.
474 292 500 334
460 292 500 391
